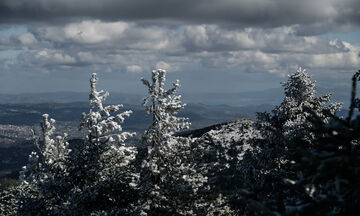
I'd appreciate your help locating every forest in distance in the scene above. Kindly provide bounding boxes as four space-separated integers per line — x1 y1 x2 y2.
0 67 359 215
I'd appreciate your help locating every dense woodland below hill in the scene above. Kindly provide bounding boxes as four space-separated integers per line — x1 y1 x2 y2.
1 67 359 215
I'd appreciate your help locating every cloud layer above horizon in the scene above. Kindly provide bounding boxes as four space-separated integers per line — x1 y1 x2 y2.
0 0 359 95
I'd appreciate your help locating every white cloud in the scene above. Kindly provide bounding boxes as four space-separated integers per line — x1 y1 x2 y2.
36 20 183 53
18 33 37 45
36 49 76 64
184 25 210 48
40 20 129 44
18 49 77 68
154 60 181 72
200 41 359 76
155 61 171 71
127 65 143 73
307 48 360 69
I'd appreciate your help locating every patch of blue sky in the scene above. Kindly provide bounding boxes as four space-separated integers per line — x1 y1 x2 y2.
0 26 28 59
0 25 27 36
321 27 360 45
0 50 22 59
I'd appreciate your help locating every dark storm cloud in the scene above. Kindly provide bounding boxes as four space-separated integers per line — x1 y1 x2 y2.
0 0 359 30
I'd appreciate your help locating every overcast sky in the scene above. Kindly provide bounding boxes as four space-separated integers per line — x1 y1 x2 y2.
0 0 359 99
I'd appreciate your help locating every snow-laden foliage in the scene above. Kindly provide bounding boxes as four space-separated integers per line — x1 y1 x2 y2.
16 114 72 215
66 73 138 214
182 119 260 215
139 69 207 215
0 73 139 215
266 67 341 142
254 67 341 180
139 135 208 215
141 69 190 146
0 186 19 215
285 71 360 215
78 73 137 181
80 73 135 147
19 114 71 186
235 67 342 215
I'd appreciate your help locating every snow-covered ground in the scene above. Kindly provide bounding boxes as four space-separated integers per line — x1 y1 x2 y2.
199 119 257 160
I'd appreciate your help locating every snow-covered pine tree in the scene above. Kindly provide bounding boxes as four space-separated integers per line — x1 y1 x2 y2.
269 67 341 142
80 73 135 146
65 73 139 214
2 74 139 215
253 67 341 185
284 70 360 215
237 67 341 214
17 114 72 215
141 69 190 146
139 69 206 215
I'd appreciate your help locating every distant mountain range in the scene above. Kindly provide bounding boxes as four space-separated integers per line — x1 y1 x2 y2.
0 92 143 105
0 102 274 130
0 85 351 107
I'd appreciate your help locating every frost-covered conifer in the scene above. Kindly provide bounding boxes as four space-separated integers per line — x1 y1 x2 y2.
67 73 139 214
80 73 135 147
285 70 360 215
78 73 137 176
139 69 206 215
19 114 70 186
141 69 190 146
237 67 342 215
270 67 341 141
17 114 71 215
